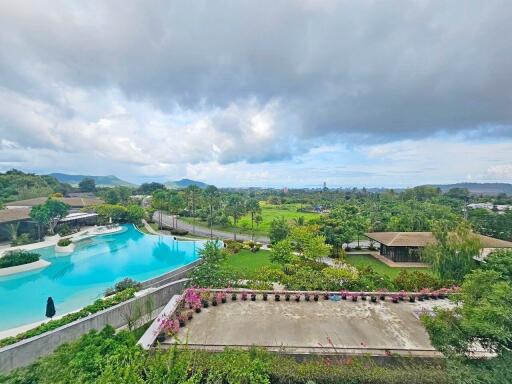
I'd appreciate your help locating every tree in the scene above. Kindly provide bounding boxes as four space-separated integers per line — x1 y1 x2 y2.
125 205 145 224
225 194 245 240
190 241 229 287
269 216 290 244
270 239 293 265
422 221 481 281
151 189 169 229
78 178 96 192
135 182 166 195
482 249 512 282
422 269 512 355
289 225 331 262
203 185 219 239
246 198 261 240
30 199 70 239
186 185 201 234
103 188 120 204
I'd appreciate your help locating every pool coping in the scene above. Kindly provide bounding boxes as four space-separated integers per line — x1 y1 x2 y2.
0 259 51 277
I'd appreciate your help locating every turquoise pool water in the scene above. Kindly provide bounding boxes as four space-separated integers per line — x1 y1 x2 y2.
0 225 203 331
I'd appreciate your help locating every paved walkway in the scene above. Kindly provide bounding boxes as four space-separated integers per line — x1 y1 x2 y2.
154 212 270 243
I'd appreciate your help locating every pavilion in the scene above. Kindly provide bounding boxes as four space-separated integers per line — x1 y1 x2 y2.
366 231 512 263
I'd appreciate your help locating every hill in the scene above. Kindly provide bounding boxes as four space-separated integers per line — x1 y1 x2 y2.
0 170 69 202
431 183 512 196
165 178 208 189
49 173 136 187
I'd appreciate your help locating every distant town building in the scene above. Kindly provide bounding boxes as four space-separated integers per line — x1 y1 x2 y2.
467 202 511 213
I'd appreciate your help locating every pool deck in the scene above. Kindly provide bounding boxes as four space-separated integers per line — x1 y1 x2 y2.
168 298 454 357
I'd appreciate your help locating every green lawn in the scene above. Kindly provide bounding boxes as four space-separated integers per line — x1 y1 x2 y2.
220 249 273 279
345 254 432 279
183 202 319 236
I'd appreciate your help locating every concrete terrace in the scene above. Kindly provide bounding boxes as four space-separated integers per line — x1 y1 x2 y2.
167 298 453 357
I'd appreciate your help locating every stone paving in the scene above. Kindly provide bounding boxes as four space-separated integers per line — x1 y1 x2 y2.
171 297 454 356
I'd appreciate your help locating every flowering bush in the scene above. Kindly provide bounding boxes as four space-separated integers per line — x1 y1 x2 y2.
157 317 180 336
184 287 202 310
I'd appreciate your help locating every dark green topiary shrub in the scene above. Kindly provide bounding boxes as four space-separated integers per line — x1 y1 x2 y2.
57 238 72 247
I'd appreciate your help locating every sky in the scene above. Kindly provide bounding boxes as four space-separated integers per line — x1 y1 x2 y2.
0 0 511 188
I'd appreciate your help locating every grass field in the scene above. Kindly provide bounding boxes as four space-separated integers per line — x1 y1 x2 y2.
183 202 319 236
220 249 273 279
345 254 432 279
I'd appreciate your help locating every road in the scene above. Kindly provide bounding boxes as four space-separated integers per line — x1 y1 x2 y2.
154 211 270 243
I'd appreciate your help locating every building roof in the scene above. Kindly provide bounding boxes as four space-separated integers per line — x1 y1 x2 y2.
5 197 103 208
366 232 436 247
0 208 31 224
59 212 98 222
366 231 512 249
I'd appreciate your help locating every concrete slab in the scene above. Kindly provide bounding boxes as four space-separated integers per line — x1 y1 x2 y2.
172 298 450 355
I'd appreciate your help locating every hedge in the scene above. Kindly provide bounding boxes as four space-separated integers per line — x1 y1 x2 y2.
0 250 39 269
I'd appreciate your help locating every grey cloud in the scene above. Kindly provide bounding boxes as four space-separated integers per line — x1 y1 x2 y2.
0 0 511 167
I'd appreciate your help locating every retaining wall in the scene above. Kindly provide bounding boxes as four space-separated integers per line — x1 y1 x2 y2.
0 260 200 373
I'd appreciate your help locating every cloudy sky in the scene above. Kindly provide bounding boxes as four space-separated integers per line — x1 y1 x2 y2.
0 0 511 187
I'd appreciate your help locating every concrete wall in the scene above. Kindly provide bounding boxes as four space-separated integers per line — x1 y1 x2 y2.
0 264 198 373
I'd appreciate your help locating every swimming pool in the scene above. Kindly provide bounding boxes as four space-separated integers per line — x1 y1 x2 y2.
0 225 203 331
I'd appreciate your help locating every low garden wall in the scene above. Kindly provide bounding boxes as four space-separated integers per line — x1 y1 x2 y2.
0 261 201 373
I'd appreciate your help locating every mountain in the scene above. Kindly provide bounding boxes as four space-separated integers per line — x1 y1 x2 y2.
49 173 137 187
430 183 512 196
165 178 208 189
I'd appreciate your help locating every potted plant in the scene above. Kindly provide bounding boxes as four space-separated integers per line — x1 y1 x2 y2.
156 332 166 343
399 291 406 301
341 290 347 300
241 291 248 301
186 310 193 321
370 295 377 303
194 303 201 313
178 313 187 327
323 293 329 300
392 295 399 303
232 292 237 301
409 295 416 303
275 292 281 301
263 292 268 301
305 293 310 302
202 299 210 308
285 293 291 301
313 293 319 301
294 294 301 302
351 294 358 302
251 292 256 301
211 296 218 306
378 289 387 301
361 294 367 301
216 292 226 304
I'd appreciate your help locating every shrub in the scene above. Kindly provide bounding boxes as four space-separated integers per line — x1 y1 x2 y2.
10 233 34 246
56 224 74 237
170 228 189 236
0 250 39 269
224 239 243 253
393 270 442 292
57 238 72 247
105 278 141 296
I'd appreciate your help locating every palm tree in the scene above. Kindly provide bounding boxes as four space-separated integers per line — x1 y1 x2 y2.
225 195 245 241
246 198 261 241
4 222 20 244
186 185 201 234
203 185 219 239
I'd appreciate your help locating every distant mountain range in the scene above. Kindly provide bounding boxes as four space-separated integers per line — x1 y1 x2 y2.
430 183 512 195
165 178 209 189
48 173 136 187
